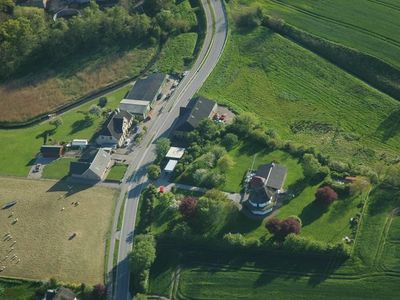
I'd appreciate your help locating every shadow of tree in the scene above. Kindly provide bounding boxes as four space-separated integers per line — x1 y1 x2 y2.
377 108 400 141
70 115 94 135
299 200 329 226
36 127 57 144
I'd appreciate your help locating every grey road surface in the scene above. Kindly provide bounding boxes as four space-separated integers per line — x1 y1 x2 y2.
109 1 228 299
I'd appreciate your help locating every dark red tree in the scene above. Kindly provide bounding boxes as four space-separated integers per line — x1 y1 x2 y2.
265 217 281 235
315 186 338 205
92 283 106 300
179 197 198 219
280 217 302 236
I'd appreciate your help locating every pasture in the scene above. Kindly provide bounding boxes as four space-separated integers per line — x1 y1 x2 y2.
0 85 130 177
250 0 400 69
0 177 117 284
0 46 156 123
199 25 400 166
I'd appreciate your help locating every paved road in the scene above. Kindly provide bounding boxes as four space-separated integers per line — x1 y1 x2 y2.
108 1 228 299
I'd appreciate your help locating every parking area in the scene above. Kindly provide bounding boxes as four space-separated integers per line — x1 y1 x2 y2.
27 156 57 179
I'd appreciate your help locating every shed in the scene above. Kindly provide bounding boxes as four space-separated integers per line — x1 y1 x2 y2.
165 147 185 159
40 145 65 158
71 139 88 149
164 159 178 173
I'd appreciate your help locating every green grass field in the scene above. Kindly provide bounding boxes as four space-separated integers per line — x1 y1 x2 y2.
247 0 400 69
156 33 198 73
0 86 130 177
199 25 400 166
106 163 128 182
148 185 400 299
0 279 40 300
42 158 76 180
0 177 117 284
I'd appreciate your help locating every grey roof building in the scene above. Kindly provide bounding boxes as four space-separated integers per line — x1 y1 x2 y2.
126 73 167 102
176 97 218 132
44 287 77 300
96 110 133 147
69 148 112 181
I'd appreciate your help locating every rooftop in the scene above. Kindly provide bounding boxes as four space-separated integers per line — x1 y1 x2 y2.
126 73 166 102
177 97 217 131
256 163 288 190
164 159 178 172
98 110 132 139
165 147 185 159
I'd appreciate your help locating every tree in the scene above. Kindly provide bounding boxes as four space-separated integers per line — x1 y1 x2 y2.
143 0 173 16
129 234 156 274
179 196 198 219
155 137 170 162
147 164 161 180
229 112 259 137
49 117 63 128
92 284 106 300
302 153 329 179
204 189 229 202
89 105 102 116
197 119 222 142
98 96 108 108
315 186 338 205
217 155 234 172
265 217 281 235
222 133 238 150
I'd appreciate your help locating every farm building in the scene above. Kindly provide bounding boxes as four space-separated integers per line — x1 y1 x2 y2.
40 145 65 158
96 110 133 148
165 147 185 159
69 148 112 181
244 163 287 216
44 287 77 300
176 97 218 132
119 73 167 117
71 139 88 149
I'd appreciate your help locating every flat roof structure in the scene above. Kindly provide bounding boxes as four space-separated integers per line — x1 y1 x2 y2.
164 159 178 172
119 99 150 115
165 147 185 159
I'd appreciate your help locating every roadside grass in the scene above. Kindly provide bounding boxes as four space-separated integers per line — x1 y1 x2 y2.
42 158 76 180
156 33 198 73
251 0 400 69
106 163 128 182
199 26 400 166
0 177 117 284
0 45 157 123
117 196 127 232
0 85 130 177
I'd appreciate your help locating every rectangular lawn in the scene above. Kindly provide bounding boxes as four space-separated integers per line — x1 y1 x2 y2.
0 177 117 284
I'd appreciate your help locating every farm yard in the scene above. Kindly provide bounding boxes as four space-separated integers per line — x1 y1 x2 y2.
0 85 130 177
0 177 117 284
199 23 400 167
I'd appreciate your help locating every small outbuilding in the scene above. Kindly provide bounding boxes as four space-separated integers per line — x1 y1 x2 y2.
165 147 185 160
44 287 77 300
40 145 65 158
164 159 178 173
71 139 88 149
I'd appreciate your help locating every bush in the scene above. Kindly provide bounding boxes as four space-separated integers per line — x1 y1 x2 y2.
223 233 247 247
265 216 302 238
222 133 238 150
92 284 106 300
315 186 338 205
98 96 108 108
179 196 198 219
265 217 281 235
147 164 161 180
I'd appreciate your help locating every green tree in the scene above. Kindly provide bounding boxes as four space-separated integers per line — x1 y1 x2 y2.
302 153 324 179
217 155 234 172
129 234 156 273
154 137 170 162
222 133 238 150
143 0 173 16
229 112 259 137
147 164 161 180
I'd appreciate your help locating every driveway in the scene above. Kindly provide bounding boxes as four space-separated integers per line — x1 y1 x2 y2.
27 156 57 179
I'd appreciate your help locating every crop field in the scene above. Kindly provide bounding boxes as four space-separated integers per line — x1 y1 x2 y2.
0 177 117 284
0 85 130 177
199 25 400 166
149 186 400 299
0 45 156 123
157 33 198 73
239 0 400 69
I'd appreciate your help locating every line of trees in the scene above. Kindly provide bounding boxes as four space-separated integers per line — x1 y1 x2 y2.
0 0 196 80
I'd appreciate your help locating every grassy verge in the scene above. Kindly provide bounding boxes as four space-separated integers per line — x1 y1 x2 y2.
113 239 120 268
117 196 127 232
156 33 198 73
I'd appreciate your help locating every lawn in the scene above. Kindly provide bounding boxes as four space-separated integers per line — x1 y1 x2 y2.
156 33 198 73
250 0 400 69
0 45 157 123
0 85 130 177
106 163 128 182
42 158 76 180
200 24 400 166
0 279 40 300
0 177 117 284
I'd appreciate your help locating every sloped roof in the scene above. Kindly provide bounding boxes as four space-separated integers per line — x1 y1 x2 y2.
126 73 166 101
177 97 217 131
256 163 288 190
54 287 76 300
69 148 111 179
98 110 132 139
87 148 111 178
119 99 150 115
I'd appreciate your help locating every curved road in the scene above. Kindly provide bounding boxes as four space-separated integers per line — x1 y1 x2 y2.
108 1 228 299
